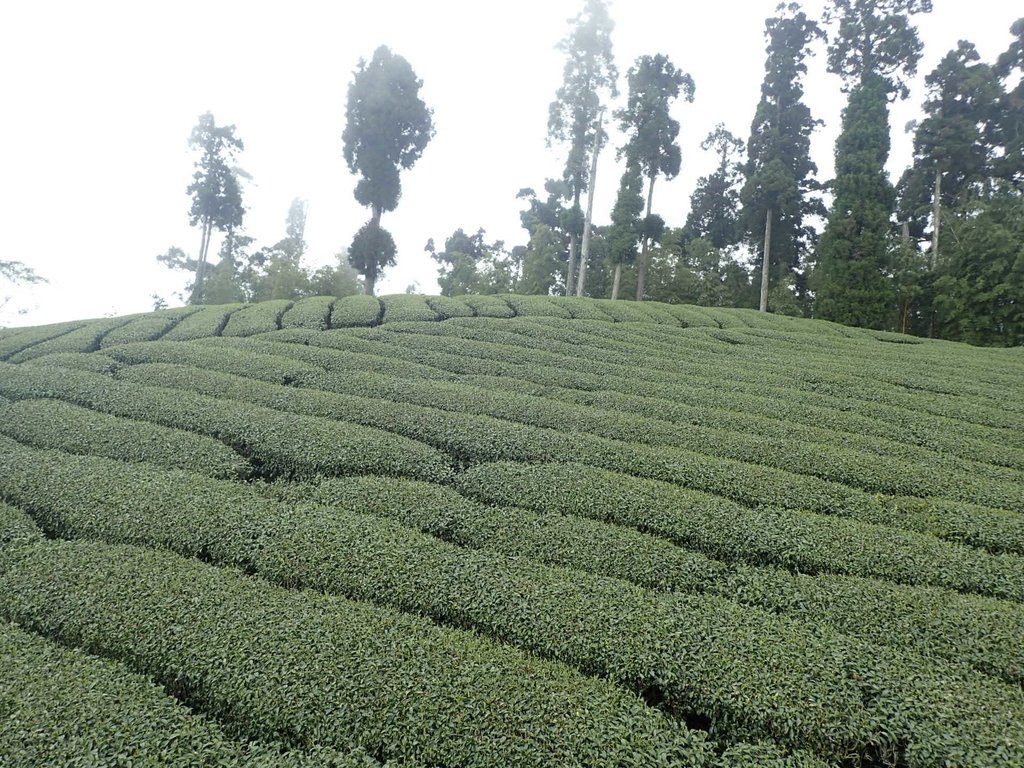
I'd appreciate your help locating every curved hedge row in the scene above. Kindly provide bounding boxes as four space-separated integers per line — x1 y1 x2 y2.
425 294 475 319
6 316 139 363
98 306 199 348
0 398 250 479
0 538 715 768
457 294 514 317
0 620 375 768
379 293 440 323
279 475 1024 685
0 502 43 550
108 358 1024 564
2 441 1020 767
0 320 84 361
0 363 452 483
328 294 382 327
363 322 1024 453
221 299 293 337
323 324 1024 471
280 295 334 330
160 302 243 341
456 462 1024 603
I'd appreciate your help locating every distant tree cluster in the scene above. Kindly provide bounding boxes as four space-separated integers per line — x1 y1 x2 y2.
155 0 1023 346
430 0 1022 346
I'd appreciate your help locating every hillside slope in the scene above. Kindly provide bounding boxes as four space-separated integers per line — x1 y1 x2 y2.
1 293 1023 767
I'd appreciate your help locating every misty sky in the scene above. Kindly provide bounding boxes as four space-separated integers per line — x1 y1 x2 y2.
1 0 1019 326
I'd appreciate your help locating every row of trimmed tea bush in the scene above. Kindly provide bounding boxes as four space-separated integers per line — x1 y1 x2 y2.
278 475 1024 685
457 461 1024 603
0 620 375 768
0 537 717 768
280 294 335 330
98 306 200 348
6 316 140 363
0 363 451 482
313 324 1023 471
263 351 1024 513
363 320 1024 446
221 298 293 336
108 338 327 385
387 317 1024 480
424 294 475 319
1 443 1019 766
108 358 1024 563
162 302 244 340
379 293 440 322
329 294 382 326
0 320 84 360
0 398 250 479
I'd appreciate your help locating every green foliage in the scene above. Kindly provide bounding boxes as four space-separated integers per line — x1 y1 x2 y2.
740 5 824 304
0 362 451 483
7 316 142 363
161 302 244 341
687 126 745 251
814 74 898 329
347 221 397 296
343 46 433 215
221 299 293 336
500 293 572 317
458 461 1024 603
0 502 42 551
5 451 1023 765
98 306 200 347
424 294 475 319
0 321 84 361
342 46 432 295
548 0 618 206
0 621 372 768
0 537 709 767
379 293 439 323
824 0 932 97
280 475 1024 685
184 112 246 302
0 398 250 479
281 295 335 330
1 299 1022 764
329 294 382 327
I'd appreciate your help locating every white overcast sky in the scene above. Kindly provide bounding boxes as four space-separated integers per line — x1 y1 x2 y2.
1 0 1020 326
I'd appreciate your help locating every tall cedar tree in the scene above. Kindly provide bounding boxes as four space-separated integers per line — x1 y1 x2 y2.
186 112 245 303
686 124 745 251
548 0 618 295
616 55 694 300
606 162 645 299
994 18 1024 183
814 0 932 329
740 3 824 313
897 42 1003 261
343 46 433 295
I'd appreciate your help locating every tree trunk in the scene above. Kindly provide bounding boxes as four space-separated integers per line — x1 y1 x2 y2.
635 175 656 302
566 232 577 296
759 208 772 313
611 263 622 300
365 205 383 296
931 168 941 269
577 109 605 297
191 218 214 304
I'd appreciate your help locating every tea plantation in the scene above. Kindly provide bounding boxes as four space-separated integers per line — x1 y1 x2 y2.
1 292 1023 767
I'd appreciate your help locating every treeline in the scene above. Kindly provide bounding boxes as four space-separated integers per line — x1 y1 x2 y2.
433 2 1024 346
158 1 1024 346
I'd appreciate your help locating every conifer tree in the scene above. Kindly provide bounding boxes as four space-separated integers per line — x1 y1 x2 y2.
740 3 824 313
814 0 932 329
